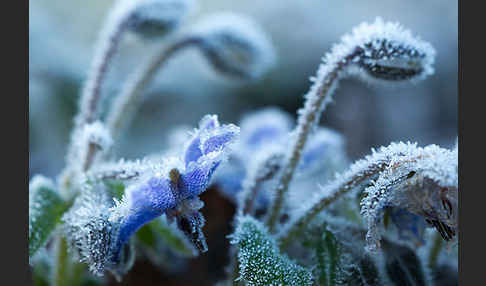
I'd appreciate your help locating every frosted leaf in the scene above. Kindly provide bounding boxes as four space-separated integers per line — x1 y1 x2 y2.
230 216 313 285
189 12 276 79
29 175 67 259
127 0 195 39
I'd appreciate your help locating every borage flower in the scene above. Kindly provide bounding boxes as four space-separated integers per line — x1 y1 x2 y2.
213 107 347 212
63 115 239 277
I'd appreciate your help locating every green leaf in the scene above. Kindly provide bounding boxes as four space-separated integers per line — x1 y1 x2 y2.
137 215 197 258
382 240 429 286
230 216 313 286
102 179 125 200
341 255 382 286
29 175 70 258
314 228 340 286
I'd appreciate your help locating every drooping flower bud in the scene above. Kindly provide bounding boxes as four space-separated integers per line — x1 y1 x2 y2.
128 0 195 39
189 12 276 79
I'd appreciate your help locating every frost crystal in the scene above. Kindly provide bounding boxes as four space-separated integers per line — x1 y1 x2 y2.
189 12 276 79
230 216 313 286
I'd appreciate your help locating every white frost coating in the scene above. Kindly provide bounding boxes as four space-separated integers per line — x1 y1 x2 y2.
359 142 458 252
278 142 457 249
29 175 56 196
89 158 152 181
62 184 117 276
230 216 313 285
64 121 113 182
189 12 276 79
298 17 436 132
82 121 114 152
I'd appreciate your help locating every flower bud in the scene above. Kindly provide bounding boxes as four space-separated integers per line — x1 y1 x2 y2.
190 12 276 79
128 0 195 39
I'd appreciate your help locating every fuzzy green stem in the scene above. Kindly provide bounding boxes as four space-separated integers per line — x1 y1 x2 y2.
427 232 443 269
106 37 201 143
265 49 360 232
277 161 388 249
52 237 69 286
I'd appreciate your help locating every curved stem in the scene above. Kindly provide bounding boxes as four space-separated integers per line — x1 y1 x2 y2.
276 148 432 249
77 18 129 127
106 37 201 143
276 163 386 249
59 4 135 193
265 49 360 232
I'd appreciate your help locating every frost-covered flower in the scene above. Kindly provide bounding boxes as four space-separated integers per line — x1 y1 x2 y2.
63 115 239 276
359 142 458 252
213 107 347 210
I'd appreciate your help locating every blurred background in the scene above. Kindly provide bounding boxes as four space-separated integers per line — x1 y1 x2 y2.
29 0 457 284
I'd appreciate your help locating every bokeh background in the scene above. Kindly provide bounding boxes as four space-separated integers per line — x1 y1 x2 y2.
29 0 457 284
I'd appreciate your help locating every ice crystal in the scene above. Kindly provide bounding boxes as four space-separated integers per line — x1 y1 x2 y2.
230 216 313 285
189 12 276 79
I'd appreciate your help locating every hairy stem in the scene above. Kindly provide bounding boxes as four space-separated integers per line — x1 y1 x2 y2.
59 6 134 193
277 161 387 249
265 49 360 232
52 237 69 286
106 37 201 143
427 232 443 269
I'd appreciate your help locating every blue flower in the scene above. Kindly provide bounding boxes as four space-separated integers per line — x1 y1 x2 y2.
212 107 347 209
109 114 239 263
